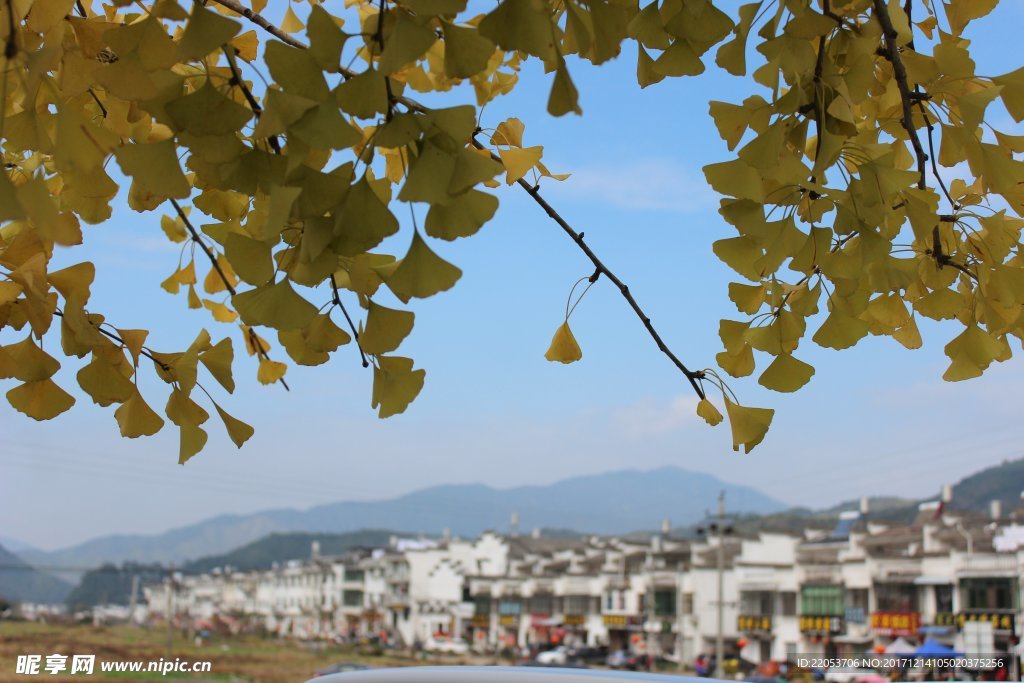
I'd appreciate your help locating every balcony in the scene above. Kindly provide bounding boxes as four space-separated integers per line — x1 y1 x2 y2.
957 554 1019 575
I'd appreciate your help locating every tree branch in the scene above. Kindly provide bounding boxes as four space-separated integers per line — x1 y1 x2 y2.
223 46 280 154
873 0 927 190
330 275 369 368
208 0 708 401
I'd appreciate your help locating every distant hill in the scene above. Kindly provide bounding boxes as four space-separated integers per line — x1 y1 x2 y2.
182 530 399 574
22 466 786 568
0 544 72 604
951 457 1024 513
65 563 164 611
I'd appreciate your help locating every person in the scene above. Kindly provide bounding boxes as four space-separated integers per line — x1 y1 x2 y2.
696 654 710 677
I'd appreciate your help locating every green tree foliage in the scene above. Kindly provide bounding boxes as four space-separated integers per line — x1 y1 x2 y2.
0 0 1021 458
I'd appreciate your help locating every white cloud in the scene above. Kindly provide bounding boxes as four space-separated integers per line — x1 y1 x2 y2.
545 158 718 213
611 394 700 436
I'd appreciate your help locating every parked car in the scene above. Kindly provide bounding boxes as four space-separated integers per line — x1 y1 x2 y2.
423 637 470 655
314 662 371 676
307 665 707 681
536 646 569 665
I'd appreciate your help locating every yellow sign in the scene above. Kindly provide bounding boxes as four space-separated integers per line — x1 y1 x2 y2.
738 615 772 632
499 615 517 626
564 614 585 626
604 615 627 627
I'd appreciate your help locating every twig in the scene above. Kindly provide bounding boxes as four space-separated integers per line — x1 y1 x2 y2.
222 46 281 154
330 275 369 368
53 309 171 372
169 198 235 297
873 0 927 190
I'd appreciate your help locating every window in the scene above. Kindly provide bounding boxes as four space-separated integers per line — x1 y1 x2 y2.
564 595 589 615
779 592 797 616
801 585 844 615
346 569 365 582
741 591 774 616
961 578 1017 610
874 583 919 612
498 599 521 615
682 593 694 614
654 589 676 616
529 594 553 614
935 585 953 613
474 595 491 615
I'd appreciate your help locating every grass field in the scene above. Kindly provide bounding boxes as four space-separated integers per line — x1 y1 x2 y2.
0 622 480 683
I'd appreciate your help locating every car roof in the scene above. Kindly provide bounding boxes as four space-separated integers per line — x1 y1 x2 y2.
309 666 710 683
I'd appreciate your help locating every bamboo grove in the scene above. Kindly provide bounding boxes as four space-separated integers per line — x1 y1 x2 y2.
0 0 1021 460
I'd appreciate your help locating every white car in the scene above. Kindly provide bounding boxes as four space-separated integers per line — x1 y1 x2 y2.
536 646 569 665
423 637 470 655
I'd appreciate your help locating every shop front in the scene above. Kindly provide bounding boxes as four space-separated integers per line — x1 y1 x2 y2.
603 614 642 651
738 614 773 663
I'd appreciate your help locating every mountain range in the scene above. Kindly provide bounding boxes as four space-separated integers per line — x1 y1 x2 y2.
17 466 784 569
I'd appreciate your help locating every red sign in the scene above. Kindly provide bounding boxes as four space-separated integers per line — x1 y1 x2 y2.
870 611 920 636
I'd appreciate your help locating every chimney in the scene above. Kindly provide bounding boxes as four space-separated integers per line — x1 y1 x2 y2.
990 500 1002 520
311 541 320 559
859 497 870 515
531 528 541 539
942 485 953 504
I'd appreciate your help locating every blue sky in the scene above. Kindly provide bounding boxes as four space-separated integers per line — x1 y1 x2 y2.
3 1 1024 551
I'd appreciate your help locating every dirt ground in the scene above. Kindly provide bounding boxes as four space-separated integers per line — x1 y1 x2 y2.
0 622 498 683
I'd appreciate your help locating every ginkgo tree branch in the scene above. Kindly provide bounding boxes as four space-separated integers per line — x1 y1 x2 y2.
168 199 291 390
53 308 170 372
223 46 281 154
329 275 370 368
873 0 928 190
208 0 708 402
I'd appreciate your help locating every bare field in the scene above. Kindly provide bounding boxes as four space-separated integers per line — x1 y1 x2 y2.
0 622 487 683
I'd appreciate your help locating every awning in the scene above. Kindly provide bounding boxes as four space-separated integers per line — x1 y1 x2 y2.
531 617 562 627
913 576 953 585
833 634 874 643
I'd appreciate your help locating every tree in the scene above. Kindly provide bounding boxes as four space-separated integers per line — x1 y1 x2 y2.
0 0 1021 461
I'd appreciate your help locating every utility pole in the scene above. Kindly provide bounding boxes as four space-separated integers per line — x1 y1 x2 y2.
715 492 725 679
128 574 139 625
165 564 174 660
676 561 685 673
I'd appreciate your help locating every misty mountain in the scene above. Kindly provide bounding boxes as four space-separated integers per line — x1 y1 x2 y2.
182 530 399 574
0 544 72 604
21 466 785 568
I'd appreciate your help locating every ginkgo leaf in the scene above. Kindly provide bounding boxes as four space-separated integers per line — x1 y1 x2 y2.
499 146 543 185
178 424 209 465
442 22 496 78
257 358 288 384
371 356 426 418
77 356 135 406
213 401 254 448
199 337 235 393
545 321 583 363
696 398 724 426
335 69 389 119
724 397 774 453
307 5 347 71
812 311 871 350
361 302 415 355
4 336 60 382
7 379 76 421
942 324 1009 381
233 280 318 330
757 353 815 393
177 4 240 61
384 232 463 303
114 139 190 199
478 0 557 61
280 4 305 33
225 232 275 286
115 389 165 438
425 190 499 240
378 12 437 75
549 61 582 116
334 177 400 255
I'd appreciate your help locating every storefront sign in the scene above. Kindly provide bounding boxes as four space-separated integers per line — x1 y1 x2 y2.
564 614 585 626
870 611 920 636
604 614 628 627
799 615 844 634
499 615 518 626
470 615 489 627
933 612 1015 631
737 615 772 632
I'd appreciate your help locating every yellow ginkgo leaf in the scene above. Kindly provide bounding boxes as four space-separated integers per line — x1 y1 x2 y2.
360 302 415 355
233 280 318 331
499 146 543 185
257 358 288 385
199 337 235 393
77 356 135 406
7 379 76 421
757 353 815 393
213 401 255 448
724 397 774 453
696 398 724 426
113 139 191 199
371 356 426 418
384 231 463 303
545 321 582 364
178 424 209 465
280 4 305 33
